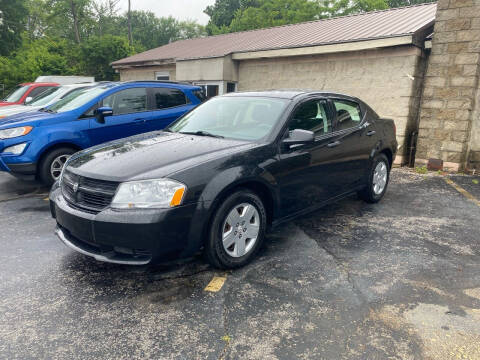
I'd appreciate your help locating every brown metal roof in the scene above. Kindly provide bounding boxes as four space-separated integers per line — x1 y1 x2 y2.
112 3 436 66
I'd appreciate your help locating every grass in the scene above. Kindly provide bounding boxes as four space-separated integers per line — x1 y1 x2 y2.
415 166 428 175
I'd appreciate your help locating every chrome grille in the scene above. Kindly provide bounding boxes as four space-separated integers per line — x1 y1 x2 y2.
61 170 119 214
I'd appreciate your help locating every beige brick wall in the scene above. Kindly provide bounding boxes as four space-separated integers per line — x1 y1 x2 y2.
416 0 480 171
468 74 480 169
118 65 177 81
237 46 427 163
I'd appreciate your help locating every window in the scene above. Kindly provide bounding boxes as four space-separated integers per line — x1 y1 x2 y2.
333 99 362 131
206 85 219 98
103 88 147 115
152 88 188 109
192 89 207 102
227 83 236 93
28 86 54 100
168 96 288 141
155 71 170 81
3 85 30 102
289 100 332 135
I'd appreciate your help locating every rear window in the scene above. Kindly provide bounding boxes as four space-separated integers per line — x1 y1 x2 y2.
152 88 189 109
192 89 207 103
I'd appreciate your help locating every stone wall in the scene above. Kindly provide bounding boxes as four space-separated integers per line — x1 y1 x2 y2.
416 0 480 171
237 46 427 164
118 65 177 81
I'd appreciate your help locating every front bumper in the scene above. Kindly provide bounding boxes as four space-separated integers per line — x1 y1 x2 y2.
50 187 206 265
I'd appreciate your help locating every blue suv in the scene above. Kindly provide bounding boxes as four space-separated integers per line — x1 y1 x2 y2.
0 81 204 184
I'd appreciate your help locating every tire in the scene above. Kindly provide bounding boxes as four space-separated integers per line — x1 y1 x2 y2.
205 189 267 269
38 147 76 186
358 153 390 203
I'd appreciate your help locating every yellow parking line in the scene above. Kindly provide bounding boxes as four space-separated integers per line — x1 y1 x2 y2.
444 178 480 208
204 276 227 292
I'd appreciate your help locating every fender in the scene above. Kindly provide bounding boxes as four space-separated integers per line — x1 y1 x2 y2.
34 128 91 162
180 165 279 257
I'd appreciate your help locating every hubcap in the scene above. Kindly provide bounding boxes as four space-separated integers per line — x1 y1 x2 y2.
50 154 70 181
373 161 388 195
222 203 260 258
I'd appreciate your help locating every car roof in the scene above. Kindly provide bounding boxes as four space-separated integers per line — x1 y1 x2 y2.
222 90 360 100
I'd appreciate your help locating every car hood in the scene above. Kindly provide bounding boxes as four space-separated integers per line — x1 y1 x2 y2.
67 131 255 182
0 110 60 127
0 105 40 118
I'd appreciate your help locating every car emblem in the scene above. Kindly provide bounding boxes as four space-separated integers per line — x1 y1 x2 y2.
72 183 79 193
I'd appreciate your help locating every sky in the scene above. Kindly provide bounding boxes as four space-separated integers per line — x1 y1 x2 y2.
118 0 216 25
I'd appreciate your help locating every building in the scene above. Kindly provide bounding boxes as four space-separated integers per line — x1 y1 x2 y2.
112 2 480 171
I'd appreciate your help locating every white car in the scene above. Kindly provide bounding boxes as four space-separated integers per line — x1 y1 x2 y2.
0 83 97 119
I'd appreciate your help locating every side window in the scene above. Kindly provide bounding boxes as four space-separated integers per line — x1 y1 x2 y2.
29 86 54 99
82 102 99 118
103 88 147 115
289 99 332 135
333 99 362 131
152 88 188 109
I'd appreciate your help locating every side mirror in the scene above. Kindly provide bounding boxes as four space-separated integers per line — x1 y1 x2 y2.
282 129 315 149
24 97 33 104
94 106 113 124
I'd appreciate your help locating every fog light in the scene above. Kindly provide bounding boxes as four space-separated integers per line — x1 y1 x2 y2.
3 143 27 155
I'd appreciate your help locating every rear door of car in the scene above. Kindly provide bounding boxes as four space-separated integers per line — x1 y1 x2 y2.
274 97 345 217
327 97 377 189
147 87 195 131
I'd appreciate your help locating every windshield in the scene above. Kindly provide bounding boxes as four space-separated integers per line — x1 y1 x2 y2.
3 85 30 102
168 96 289 141
28 87 62 106
48 86 108 113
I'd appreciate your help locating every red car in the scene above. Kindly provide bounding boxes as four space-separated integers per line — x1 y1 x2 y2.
0 82 59 107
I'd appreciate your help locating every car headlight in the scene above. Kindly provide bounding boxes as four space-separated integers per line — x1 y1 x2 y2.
2 143 27 155
0 126 33 139
111 179 186 209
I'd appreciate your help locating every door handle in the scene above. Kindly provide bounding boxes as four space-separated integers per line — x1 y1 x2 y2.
327 141 341 148
133 118 146 124
366 130 376 136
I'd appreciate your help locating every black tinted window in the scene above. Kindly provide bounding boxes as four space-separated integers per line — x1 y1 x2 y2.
333 99 362 131
289 100 332 135
153 88 188 109
103 88 147 115
192 89 207 102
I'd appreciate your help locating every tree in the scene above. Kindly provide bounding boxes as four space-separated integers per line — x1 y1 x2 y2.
0 0 28 56
46 0 95 43
115 11 206 50
204 0 257 34
78 35 135 80
318 0 388 17
387 0 434 8
227 0 322 33
127 0 133 45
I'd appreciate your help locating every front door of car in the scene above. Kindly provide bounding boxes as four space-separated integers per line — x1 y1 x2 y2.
87 87 156 145
329 98 377 189
274 98 344 218
147 87 195 131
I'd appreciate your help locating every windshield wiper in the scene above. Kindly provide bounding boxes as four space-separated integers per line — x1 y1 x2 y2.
179 131 224 138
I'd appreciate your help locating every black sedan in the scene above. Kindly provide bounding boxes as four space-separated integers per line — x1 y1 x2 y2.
50 90 397 269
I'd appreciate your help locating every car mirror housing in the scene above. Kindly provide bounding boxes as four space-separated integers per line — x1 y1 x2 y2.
94 106 113 124
282 129 315 148
24 97 33 104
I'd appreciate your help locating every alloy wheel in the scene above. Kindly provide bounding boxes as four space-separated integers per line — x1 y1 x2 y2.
222 203 260 258
50 154 71 181
373 161 388 195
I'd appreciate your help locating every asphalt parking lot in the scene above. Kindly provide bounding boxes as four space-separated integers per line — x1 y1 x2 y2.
1 168 480 360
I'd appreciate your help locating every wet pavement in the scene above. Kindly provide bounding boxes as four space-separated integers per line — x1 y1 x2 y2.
0 169 479 360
